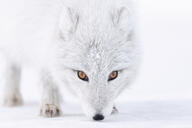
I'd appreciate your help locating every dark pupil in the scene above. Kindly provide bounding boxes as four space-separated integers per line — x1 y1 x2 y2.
108 71 118 81
78 71 88 81
80 72 85 78
111 72 116 78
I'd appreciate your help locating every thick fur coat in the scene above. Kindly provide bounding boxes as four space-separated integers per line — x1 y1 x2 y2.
0 0 139 120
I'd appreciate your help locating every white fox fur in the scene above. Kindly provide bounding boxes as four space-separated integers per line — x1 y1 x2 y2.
0 0 140 120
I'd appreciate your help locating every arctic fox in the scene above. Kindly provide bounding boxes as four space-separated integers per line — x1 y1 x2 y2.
0 0 139 121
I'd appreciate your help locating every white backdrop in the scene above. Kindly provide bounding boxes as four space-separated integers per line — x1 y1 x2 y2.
119 0 192 101
0 0 192 128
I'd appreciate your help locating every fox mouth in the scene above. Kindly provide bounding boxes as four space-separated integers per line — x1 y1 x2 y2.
92 106 118 121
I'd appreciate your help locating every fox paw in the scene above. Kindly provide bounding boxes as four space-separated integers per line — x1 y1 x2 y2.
111 106 119 115
3 93 23 107
40 104 60 118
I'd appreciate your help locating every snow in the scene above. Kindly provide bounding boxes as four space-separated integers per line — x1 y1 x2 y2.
1 0 192 127
0 100 192 128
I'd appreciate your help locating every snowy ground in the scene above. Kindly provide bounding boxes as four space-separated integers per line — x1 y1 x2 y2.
1 0 192 128
0 100 192 128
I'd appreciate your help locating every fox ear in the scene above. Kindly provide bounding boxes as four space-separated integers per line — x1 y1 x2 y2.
59 7 79 40
111 7 134 33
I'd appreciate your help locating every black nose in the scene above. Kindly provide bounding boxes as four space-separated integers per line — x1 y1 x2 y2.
93 114 104 121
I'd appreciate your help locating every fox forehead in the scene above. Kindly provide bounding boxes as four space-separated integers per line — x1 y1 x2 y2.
61 36 131 74
58 1 136 72
60 25 132 73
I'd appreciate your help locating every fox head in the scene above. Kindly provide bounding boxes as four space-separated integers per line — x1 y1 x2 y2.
53 2 139 121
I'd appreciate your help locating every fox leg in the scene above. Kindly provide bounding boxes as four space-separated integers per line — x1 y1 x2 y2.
2 63 22 106
39 70 61 117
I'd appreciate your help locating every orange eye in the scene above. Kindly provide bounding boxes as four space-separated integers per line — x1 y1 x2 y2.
108 71 118 81
77 71 89 81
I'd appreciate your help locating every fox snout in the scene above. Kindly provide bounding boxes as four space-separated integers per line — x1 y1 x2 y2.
93 114 105 121
80 98 114 121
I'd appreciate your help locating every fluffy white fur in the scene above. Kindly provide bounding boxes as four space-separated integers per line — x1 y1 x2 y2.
0 0 139 120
